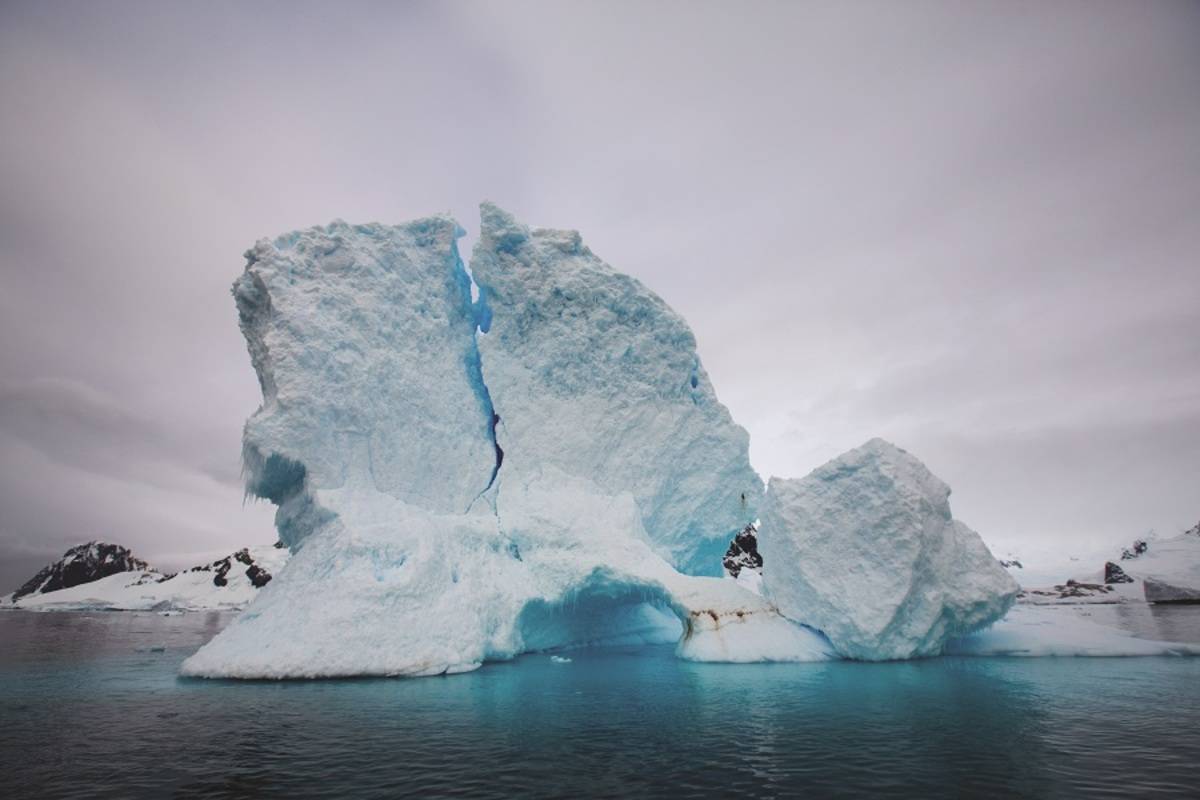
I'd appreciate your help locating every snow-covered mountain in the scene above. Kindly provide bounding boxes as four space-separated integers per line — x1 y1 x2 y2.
1116 525 1200 602
1016 524 1200 605
2 543 289 612
11 542 149 600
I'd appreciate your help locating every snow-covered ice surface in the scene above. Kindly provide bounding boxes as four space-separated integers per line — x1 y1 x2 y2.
1117 530 1200 602
1009 528 1200 605
990 541 1116 590
759 439 1019 660
5 545 287 612
182 205 815 680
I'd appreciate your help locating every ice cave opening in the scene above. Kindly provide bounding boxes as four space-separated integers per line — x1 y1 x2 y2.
515 573 684 653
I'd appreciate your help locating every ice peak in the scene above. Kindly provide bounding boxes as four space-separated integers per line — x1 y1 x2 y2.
798 437 952 510
479 201 529 253
860 436 899 453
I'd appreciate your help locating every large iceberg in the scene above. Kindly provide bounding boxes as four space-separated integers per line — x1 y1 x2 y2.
182 206 823 679
758 439 1020 660
181 205 1184 679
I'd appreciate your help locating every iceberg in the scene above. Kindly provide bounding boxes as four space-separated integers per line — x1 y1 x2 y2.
758 439 1020 660
182 205 821 679
180 205 1189 679
1143 577 1200 603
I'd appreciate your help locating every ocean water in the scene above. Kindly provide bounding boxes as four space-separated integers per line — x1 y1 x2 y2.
2 608 1199 799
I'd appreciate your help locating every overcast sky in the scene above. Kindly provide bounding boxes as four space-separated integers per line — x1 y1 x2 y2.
1 0 1197 589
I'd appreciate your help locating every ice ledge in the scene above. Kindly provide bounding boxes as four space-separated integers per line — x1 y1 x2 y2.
181 479 834 679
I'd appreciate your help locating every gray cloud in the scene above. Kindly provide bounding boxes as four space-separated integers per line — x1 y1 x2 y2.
0 377 275 590
0 0 1197 588
0 377 243 489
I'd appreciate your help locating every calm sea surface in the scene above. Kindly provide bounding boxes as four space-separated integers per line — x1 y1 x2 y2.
1 606 1199 799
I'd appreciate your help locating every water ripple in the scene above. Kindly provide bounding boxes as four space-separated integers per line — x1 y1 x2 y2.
1 610 1198 798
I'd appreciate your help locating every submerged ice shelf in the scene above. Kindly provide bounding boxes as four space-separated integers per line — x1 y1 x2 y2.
182 204 1196 679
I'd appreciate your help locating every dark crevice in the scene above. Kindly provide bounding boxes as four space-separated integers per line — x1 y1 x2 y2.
457 233 504 513
487 412 504 489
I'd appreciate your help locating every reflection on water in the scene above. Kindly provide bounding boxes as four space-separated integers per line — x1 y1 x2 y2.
1073 602 1200 645
1 609 1198 798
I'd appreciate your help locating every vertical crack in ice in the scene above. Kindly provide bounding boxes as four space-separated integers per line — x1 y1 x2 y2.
486 412 504 485
457 234 504 514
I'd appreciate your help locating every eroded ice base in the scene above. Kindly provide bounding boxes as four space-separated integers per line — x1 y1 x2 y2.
182 486 1195 679
181 479 833 679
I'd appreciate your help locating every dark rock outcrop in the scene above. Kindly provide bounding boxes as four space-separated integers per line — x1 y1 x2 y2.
185 548 275 589
1104 561 1134 584
722 524 763 579
1059 579 1112 598
245 564 272 588
13 542 150 600
1021 580 1116 602
1120 539 1149 561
